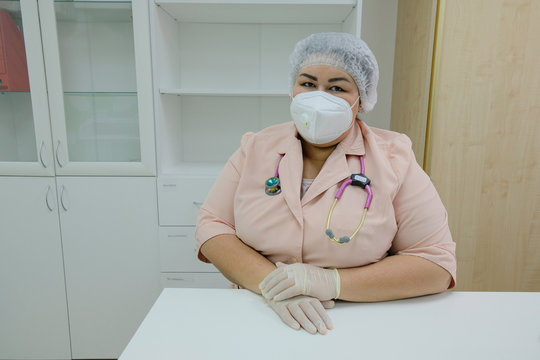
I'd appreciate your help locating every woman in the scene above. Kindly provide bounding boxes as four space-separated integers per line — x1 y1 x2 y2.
196 33 456 335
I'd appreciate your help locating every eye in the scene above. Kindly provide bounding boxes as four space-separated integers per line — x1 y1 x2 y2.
329 85 344 92
300 82 316 88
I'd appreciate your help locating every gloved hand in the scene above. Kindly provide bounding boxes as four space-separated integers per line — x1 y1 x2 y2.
265 295 335 334
260 262 341 302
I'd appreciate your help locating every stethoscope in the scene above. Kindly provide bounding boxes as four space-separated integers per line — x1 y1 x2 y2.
265 154 372 244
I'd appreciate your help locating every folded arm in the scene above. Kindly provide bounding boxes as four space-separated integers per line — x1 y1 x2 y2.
337 254 452 302
260 254 452 302
201 234 335 335
200 233 276 295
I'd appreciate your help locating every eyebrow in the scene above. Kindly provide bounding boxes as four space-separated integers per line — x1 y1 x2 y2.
298 73 351 83
329 77 351 83
299 73 317 81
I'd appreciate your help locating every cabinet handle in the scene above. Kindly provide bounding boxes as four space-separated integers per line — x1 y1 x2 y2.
55 140 65 167
60 185 69 211
193 201 203 208
39 141 49 168
45 186 56 211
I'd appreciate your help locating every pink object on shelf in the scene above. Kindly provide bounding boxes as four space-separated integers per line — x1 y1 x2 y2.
0 10 30 91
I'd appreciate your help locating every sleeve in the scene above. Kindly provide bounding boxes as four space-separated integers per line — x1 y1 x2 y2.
195 132 252 263
389 135 457 288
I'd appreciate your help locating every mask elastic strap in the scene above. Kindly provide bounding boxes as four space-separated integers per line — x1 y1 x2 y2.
350 96 360 109
352 96 361 118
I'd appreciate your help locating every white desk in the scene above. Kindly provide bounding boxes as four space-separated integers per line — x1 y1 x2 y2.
120 289 540 360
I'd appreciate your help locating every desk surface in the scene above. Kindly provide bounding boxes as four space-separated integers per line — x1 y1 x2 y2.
120 289 540 360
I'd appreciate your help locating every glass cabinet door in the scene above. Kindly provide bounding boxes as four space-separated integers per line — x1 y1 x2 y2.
0 0 55 176
38 0 155 176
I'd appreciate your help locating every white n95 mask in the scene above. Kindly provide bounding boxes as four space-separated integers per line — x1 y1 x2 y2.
290 91 358 145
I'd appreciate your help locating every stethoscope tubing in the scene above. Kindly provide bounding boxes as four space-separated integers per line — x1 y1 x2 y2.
335 156 372 208
267 153 372 244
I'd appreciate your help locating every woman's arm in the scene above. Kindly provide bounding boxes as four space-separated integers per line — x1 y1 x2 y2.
202 234 336 335
259 255 451 303
338 255 452 302
200 234 276 294
196 133 277 294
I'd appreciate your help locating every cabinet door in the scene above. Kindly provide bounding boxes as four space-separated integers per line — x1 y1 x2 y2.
57 176 161 359
0 0 54 176
0 177 70 360
38 0 155 176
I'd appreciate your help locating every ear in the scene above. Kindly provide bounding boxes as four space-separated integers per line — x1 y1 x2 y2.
355 101 362 118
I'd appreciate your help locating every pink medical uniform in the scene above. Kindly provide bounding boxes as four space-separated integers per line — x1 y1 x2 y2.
196 120 457 287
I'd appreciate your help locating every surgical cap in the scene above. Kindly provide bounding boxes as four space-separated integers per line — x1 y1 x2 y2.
289 32 379 113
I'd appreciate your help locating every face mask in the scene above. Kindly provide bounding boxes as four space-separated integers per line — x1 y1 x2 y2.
290 91 359 145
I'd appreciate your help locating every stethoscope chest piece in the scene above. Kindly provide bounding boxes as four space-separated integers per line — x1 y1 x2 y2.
265 176 281 196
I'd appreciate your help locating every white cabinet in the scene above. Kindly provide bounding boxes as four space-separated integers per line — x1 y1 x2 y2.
0 176 161 360
37 0 155 176
152 0 361 174
0 1 160 359
57 176 161 359
0 177 71 360
160 227 217 272
159 227 230 289
0 0 155 177
157 172 224 226
150 0 362 286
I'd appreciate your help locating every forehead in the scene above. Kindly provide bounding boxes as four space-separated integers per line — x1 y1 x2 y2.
296 65 354 82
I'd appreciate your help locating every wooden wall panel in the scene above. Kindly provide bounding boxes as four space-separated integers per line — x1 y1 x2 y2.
428 0 540 291
390 0 437 165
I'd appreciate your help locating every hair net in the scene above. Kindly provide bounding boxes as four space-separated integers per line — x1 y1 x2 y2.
289 32 379 113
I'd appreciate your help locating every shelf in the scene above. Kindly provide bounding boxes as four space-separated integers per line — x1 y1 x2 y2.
64 91 137 96
152 1 361 175
54 1 133 22
75 135 139 141
160 89 289 97
155 0 356 24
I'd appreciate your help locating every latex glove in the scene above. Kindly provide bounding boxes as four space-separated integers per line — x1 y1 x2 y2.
260 262 340 302
265 295 335 334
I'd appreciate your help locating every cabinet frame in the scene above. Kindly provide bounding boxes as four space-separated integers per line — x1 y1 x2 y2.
0 0 55 176
151 0 362 175
38 0 156 176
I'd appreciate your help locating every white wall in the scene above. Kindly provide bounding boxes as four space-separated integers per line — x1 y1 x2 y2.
360 0 399 130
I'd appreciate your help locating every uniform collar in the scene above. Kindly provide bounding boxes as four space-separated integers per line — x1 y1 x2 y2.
336 119 366 156
275 120 367 215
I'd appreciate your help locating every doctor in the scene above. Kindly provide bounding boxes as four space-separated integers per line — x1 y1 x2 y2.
196 32 456 335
